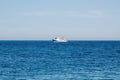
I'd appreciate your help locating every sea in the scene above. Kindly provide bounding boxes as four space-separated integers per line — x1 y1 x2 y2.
0 40 120 80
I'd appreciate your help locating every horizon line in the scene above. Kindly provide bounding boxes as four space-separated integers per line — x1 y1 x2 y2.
0 39 120 41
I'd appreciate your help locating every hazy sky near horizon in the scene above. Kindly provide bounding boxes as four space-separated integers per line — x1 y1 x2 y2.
0 0 120 40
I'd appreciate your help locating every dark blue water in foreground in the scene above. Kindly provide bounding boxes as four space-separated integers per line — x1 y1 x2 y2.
0 41 120 80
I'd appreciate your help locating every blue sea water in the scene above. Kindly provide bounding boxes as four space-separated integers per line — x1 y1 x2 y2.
0 41 120 80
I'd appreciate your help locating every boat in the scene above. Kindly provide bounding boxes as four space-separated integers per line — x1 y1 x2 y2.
52 37 68 42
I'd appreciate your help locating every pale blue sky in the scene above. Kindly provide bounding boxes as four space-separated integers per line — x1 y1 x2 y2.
0 0 120 40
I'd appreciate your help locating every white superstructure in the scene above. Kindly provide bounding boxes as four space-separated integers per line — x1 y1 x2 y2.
52 37 68 42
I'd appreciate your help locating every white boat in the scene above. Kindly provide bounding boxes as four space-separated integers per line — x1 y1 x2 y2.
52 37 68 42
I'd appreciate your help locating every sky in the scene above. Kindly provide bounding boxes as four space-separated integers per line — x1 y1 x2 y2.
0 0 120 40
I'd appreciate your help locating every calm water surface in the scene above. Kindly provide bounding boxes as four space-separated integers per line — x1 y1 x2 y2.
0 41 120 80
